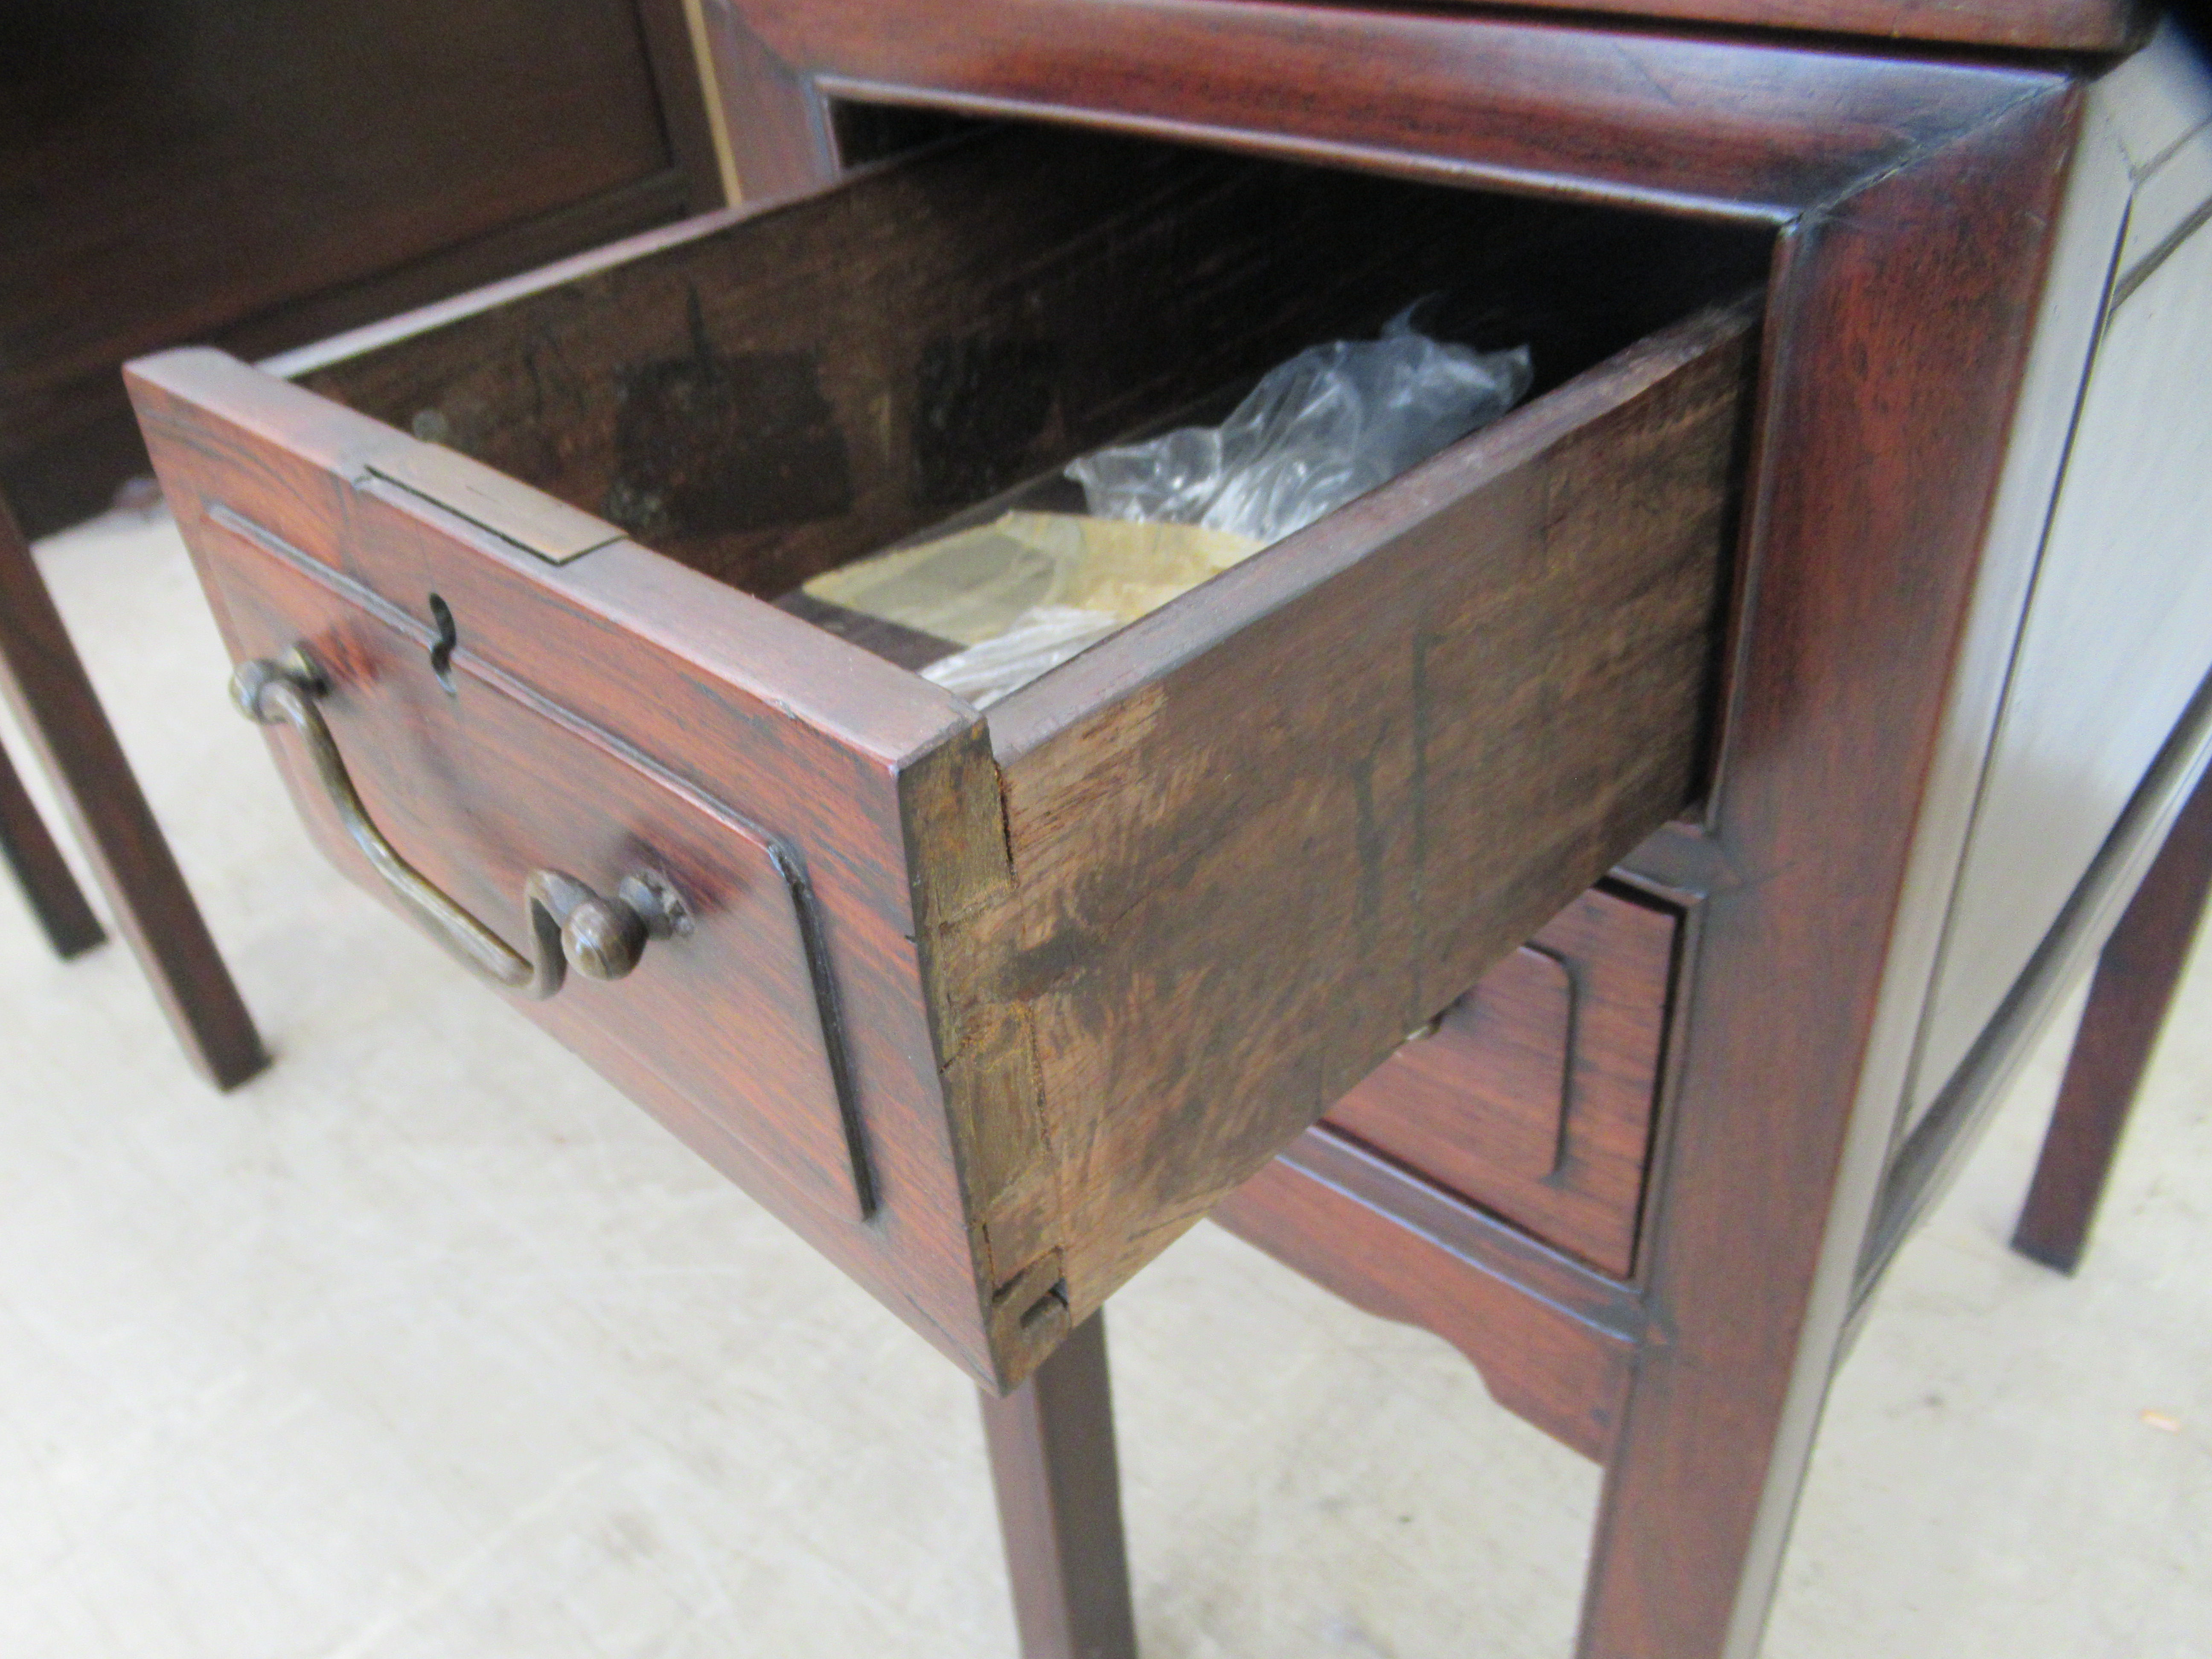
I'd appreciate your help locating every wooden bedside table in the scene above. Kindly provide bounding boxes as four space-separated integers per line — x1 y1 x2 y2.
125 3 2212 1653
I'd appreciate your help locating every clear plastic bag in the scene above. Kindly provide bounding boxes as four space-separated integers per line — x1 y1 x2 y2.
919 605 1123 708
1066 308 1533 547
797 309 1534 709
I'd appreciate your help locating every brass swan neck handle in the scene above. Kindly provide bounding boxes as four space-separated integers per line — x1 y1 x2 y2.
230 646 687 999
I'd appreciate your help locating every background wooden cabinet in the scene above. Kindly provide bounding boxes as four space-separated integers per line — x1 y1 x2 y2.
0 0 720 536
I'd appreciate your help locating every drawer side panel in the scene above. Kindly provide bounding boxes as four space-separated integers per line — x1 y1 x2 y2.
976 303 1754 1327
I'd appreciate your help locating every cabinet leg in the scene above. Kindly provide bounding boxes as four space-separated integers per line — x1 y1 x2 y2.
2014 761 2212 1273
0 736 105 958
1575 1362 1794 1659
978 1312 1139 1659
0 498 265 1089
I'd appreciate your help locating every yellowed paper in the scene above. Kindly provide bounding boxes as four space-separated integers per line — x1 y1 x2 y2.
801 511 1263 646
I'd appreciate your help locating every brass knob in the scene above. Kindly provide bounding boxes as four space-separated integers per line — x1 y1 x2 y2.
232 646 689 999
560 891 646 981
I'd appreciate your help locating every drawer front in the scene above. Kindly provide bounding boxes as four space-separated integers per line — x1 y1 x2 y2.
204 511 868 1220
130 352 1009 1383
129 125 1755 1389
1323 885 1678 1277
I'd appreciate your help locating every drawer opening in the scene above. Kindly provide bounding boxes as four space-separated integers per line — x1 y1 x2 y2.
283 120 1767 701
138 113 1769 1391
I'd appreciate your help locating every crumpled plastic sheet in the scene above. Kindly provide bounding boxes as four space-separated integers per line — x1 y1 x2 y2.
1066 307 1533 547
919 604 1124 709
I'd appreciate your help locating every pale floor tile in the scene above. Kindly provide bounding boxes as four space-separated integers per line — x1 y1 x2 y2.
0 506 2203 1656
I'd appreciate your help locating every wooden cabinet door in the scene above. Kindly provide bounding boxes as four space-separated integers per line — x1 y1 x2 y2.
0 0 716 534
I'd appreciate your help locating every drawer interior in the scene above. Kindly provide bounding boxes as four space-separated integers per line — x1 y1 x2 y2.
278 121 1768 687
169 120 1771 1386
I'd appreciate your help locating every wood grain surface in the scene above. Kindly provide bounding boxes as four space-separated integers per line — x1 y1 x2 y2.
950 300 1755 1341
289 125 1765 602
0 0 710 536
130 147 1755 1387
1582 88 2081 1659
732 0 2069 218
977 1314 1139 1659
1412 0 2148 51
125 11 2138 1654
594 11 2132 1657
128 350 1007 1381
1325 885 1679 1278
193 513 874 1221
1351 945 1578 1187
1214 1132 1643 1462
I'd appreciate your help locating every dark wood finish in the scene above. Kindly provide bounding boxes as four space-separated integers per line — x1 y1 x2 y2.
192 515 876 1220
943 299 1752 1353
0 738 104 959
1861 33 2212 1274
2015 754 2212 1272
130 3 2204 1654
1417 0 2149 52
1851 66 2138 1169
730 0 2066 216
282 126 1764 599
0 499 264 1087
1357 946 1579 1187
0 0 713 537
631 0 736 212
1584 93 2077 1659
132 125 1756 1390
684 9 2092 1656
978 1313 1138 1659
0 0 714 1089
131 349 996 1377
1323 885 1679 1277
1216 1134 1644 1461
0 178 701 541
774 591 960 672
696 0 842 203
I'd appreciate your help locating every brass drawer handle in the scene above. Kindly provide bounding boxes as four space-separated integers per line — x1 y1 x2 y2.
231 646 688 999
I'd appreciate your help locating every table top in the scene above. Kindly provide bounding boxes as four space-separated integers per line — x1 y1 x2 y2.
1419 0 2148 52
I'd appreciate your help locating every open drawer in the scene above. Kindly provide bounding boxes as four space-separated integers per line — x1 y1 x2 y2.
127 123 1762 1390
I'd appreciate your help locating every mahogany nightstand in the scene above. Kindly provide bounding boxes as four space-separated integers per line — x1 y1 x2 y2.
125 4 2212 1653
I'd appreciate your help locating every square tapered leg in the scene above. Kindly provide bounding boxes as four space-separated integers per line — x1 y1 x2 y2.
0 496 265 1088
978 1313 1139 1659
2015 761 2212 1273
